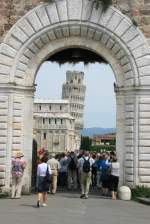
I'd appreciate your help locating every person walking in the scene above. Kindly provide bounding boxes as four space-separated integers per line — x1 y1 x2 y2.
47 153 61 194
78 151 95 199
36 156 52 207
91 153 97 187
67 151 78 190
99 153 110 196
11 151 27 199
58 153 68 187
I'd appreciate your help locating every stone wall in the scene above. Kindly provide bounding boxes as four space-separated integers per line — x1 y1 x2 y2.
1 0 150 42
0 0 150 191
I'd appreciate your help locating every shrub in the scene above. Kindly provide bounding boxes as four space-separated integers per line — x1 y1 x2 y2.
132 185 150 200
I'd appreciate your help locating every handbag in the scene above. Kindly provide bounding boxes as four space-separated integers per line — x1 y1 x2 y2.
44 165 51 184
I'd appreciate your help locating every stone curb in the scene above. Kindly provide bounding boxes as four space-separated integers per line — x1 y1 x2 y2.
137 197 150 205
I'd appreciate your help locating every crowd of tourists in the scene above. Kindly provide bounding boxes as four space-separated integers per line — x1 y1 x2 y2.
11 149 120 207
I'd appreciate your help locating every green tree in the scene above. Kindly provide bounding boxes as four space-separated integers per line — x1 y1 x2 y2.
80 136 92 150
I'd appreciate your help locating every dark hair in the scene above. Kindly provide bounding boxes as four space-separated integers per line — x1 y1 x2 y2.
61 152 66 158
112 156 117 162
92 153 96 159
40 156 48 163
84 151 89 157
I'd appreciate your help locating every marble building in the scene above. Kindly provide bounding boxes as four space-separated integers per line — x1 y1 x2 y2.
33 71 86 153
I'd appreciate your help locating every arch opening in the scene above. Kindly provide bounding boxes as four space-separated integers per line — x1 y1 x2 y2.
33 46 116 175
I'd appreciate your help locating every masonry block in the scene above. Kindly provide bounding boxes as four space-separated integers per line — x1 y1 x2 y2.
125 174 134 182
139 154 150 160
0 158 6 164
27 12 43 32
0 44 17 58
139 104 150 111
140 176 150 183
125 168 134 174
125 153 134 161
107 12 123 32
0 179 5 186
99 7 114 27
36 6 50 27
18 19 35 37
11 26 28 43
140 119 150 125
115 19 131 37
140 161 150 168
68 0 82 20
0 151 6 158
46 2 59 24
0 172 5 179
90 4 102 23
56 0 68 21
0 165 6 172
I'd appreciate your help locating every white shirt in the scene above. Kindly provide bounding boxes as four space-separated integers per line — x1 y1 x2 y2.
37 162 52 177
111 162 120 177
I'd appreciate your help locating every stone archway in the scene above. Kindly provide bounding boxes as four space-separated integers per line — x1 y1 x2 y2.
0 0 150 192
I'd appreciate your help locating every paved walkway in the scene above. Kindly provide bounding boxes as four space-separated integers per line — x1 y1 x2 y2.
0 191 149 224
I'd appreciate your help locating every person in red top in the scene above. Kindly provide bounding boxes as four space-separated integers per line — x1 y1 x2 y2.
11 151 26 199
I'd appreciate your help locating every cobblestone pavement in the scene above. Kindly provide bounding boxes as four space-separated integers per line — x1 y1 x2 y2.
0 191 149 224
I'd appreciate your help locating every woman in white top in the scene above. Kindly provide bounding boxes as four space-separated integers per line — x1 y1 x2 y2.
110 156 120 200
36 156 52 207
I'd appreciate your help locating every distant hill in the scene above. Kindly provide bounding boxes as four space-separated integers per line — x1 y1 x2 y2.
81 127 116 137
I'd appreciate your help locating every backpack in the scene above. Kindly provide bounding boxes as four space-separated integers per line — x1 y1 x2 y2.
68 157 77 170
92 161 97 174
83 157 91 173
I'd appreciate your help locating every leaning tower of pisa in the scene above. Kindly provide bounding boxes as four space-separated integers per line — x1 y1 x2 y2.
62 71 86 149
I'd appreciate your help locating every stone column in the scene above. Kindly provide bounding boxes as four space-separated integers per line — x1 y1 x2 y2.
116 86 142 187
0 84 34 193
0 89 13 191
22 90 34 193
138 92 150 187
124 91 137 187
123 88 150 187
115 88 125 186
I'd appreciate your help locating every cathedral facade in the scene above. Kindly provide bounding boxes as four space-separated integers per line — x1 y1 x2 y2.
33 71 86 153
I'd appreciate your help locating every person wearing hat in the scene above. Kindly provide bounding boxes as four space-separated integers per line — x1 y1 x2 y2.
47 153 61 194
11 151 27 199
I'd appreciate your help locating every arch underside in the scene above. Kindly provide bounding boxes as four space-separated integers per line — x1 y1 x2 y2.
0 0 150 189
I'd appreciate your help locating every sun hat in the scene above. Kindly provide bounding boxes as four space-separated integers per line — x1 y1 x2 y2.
15 151 24 158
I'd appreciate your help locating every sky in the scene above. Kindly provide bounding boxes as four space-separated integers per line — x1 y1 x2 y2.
35 61 116 128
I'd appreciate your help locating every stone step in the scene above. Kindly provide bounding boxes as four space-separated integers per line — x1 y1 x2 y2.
137 197 150 205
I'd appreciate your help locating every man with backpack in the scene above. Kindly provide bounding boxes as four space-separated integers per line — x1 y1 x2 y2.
67 151 78 190
78 151 95 199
